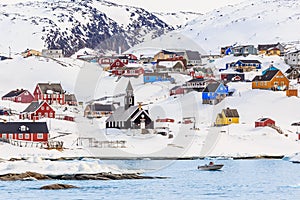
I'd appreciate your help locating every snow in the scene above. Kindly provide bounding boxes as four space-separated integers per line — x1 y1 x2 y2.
1 0 300 175
129 0 300 55
0 54 299 164
0 155 139 175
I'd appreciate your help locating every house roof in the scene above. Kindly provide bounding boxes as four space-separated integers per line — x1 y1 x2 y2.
144 72 170 77
161 50 177 55
203 82 221 93
256 118 273 122
157 61 183 68
2 89 28 98
37 83 64 94
22 101 45 113
223 108 239 118
170 86 182 90
186 50 201 60
238 60 261 64
106 106 139 122
187 78 205 83
285 67 298 74
65 94 77 102
0 122 49 133
252 70 279 81
258 44 278 51
87 103 117 112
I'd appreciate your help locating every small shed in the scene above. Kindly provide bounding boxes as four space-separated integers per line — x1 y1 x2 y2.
170 86 184 96
286 89 298 97
255 118 275 128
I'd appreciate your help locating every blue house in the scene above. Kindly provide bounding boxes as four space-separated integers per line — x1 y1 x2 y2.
202 82 228 105
224 60 262 72
143 72 175 83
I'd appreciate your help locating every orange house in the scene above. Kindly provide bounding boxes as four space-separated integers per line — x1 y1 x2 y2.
252 69 289 90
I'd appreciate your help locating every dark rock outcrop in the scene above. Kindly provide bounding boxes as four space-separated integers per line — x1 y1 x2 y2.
40 184 78 190
0 171 167 181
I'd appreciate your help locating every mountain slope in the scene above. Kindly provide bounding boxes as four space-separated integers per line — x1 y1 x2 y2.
128 0 300 54
0 0 177 56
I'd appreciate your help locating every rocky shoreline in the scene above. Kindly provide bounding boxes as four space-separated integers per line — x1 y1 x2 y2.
0 171 167 181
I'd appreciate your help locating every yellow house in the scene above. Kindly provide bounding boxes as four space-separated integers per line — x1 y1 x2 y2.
266 47 281 56
216 108 239 126
154 50 177 61
257 43 283 56
21 49 42 58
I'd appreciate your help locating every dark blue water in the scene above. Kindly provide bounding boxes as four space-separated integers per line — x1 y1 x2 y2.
0 159 299 200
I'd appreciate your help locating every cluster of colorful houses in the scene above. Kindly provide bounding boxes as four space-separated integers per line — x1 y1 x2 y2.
96 49 202 84
2 42 300 146
0 83 77 144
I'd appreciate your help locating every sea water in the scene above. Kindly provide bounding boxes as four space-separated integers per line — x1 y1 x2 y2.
0 159 299 200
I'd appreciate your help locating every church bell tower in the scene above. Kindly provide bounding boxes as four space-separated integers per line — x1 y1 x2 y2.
124 80 134 110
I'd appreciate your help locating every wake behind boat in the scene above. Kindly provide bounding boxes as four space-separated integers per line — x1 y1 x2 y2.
198 162 224 171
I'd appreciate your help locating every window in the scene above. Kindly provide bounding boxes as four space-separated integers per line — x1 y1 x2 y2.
46 106 49 110
44 113 48 118
19 134 23 139
2 134 7 139
9 134 13 139
37 134 43 139
25 134 30 139
41 106 44 110
228 118 232 122
44 94 47 98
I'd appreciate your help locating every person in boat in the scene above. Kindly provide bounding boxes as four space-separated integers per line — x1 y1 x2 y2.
209 161 214 166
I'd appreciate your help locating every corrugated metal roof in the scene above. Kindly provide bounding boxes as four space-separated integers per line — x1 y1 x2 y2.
22 101 43 113
0 122 49 133
2 89 27 98
38 83 64 94
223 108 239 118
106 106 139 122
252 70 279 81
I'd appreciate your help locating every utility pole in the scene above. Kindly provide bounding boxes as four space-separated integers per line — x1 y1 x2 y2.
8 46 11 58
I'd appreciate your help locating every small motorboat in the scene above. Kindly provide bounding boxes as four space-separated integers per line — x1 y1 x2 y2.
198 162 224 171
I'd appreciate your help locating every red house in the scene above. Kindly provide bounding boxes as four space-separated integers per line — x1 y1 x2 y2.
20 101 55 120
156 118 175 123
122 67 144 77
0 122 49 142
255 118 275 128
33 83 65 105
110 58 126 70
2 89 34 103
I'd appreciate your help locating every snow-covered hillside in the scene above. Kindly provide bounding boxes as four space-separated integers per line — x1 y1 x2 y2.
128 0 300 54
0 0 181 56
1 53 299 159
153 12 202 29
0 0 204 57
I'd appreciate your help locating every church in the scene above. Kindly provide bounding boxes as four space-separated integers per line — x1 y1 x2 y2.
105 81 154 130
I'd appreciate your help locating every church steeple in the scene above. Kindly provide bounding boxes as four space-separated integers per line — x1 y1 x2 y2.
124 80 134 110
